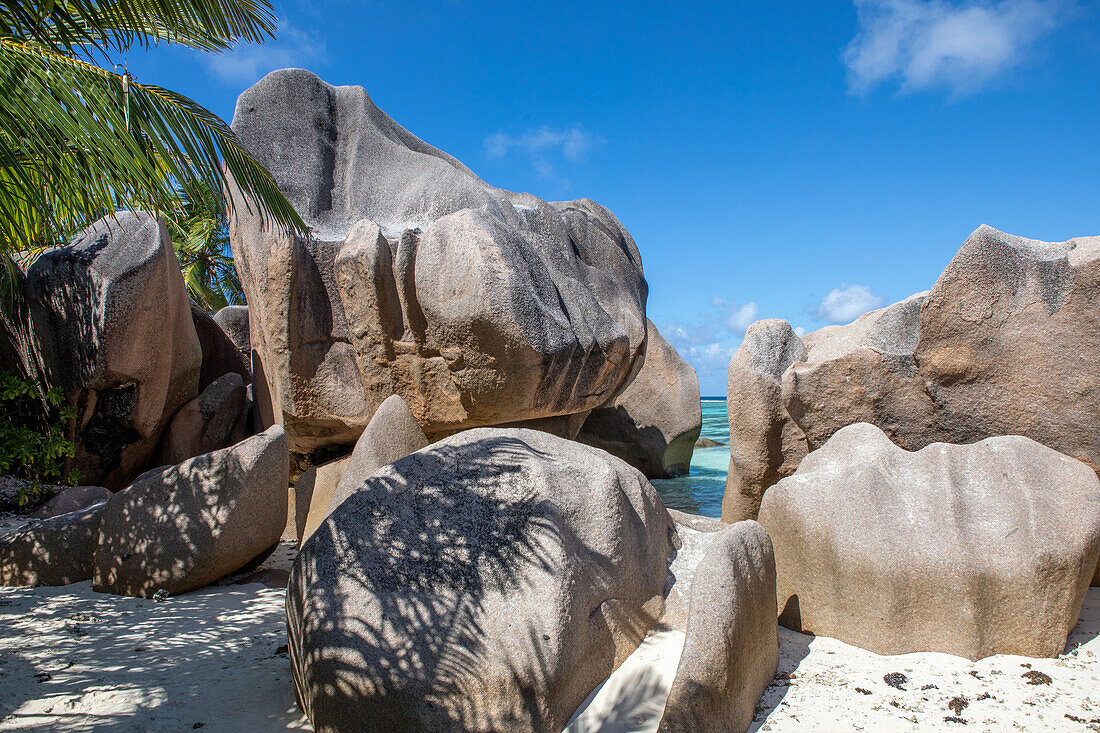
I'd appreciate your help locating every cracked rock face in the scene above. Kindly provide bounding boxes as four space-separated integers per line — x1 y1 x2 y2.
723 226 1100 543
227 69 647 454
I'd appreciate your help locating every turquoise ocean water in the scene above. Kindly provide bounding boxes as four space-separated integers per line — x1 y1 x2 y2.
650 399 728 518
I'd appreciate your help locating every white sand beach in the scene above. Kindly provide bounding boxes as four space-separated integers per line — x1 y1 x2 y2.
2 524 1096 733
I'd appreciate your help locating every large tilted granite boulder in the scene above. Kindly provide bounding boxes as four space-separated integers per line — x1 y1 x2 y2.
758 423 1100 660
724 226 1100 525
659 521 778 733
576 321 701 479
212 305 251 355
287 428 675 732
0 502 107 587
226 69 647 454
26 212 202 489
156 372 249 466
93 425 288 597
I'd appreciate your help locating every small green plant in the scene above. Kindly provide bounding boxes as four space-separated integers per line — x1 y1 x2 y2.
0 370 79 505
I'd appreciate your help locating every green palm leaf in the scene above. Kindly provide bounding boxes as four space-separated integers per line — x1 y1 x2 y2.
0 37 305 251
0 0 277 57
169 178 244 312
0 0 307 256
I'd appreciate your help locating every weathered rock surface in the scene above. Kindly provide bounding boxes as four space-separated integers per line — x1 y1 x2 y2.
227 69 647 454
292 456 349 546
758 423 1100 660
576 321 701 478
662 510 728 633
156 373 249 466
0 502 107 586
722 319 810 523
659 521 778 733
324 394 429 518
287 428 675 732
191 301 251 390
26 212 202 489
93 426 288 597
212 305 251 355
293 395 428 546
29 485 111 519
0 476 66 512
724 226 1100 526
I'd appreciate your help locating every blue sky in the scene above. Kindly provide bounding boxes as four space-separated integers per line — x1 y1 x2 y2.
126 0 1100 395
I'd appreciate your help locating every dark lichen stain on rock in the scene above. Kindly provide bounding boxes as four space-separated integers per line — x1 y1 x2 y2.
81 383 141 471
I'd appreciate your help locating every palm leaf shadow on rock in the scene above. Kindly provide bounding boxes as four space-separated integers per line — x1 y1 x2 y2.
93 426 287 598
289 431 672 732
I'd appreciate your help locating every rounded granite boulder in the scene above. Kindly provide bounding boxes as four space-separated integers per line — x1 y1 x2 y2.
758 423 1100 660
576 320 702 479
287 427 675 733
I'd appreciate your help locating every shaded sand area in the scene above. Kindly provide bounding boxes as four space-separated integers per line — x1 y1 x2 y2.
0 540 307 732
1 529 1096 733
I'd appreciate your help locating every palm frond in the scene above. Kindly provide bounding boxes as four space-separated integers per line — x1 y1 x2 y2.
0 38 306 252
0 0 277 57
169 178 244 312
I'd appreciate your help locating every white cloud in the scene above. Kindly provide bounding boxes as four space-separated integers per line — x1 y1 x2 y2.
483 125 599 189
794 326 806 336
726 302 759 333
203 25 328 85
661 297 764 394
484 125 596 161
816 284 886 324
844 0 1066 96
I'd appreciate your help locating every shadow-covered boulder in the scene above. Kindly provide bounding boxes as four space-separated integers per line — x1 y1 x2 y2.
226 69 647 455
294 394 429 547
26 212 201 489
156 373 249 466
577 321 701 479
0 502 107 586
659 520 778 733
758 423 1100 660
29 485 111 519
191 301 250 390
92 425 288 597
330 396 428 506
287 428 675 732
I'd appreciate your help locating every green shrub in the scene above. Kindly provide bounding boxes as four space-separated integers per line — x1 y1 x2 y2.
0 370 79 505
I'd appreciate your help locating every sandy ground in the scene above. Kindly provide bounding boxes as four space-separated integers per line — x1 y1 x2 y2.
1 513 1098 732
573 588 1100 733
0 540 306 732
